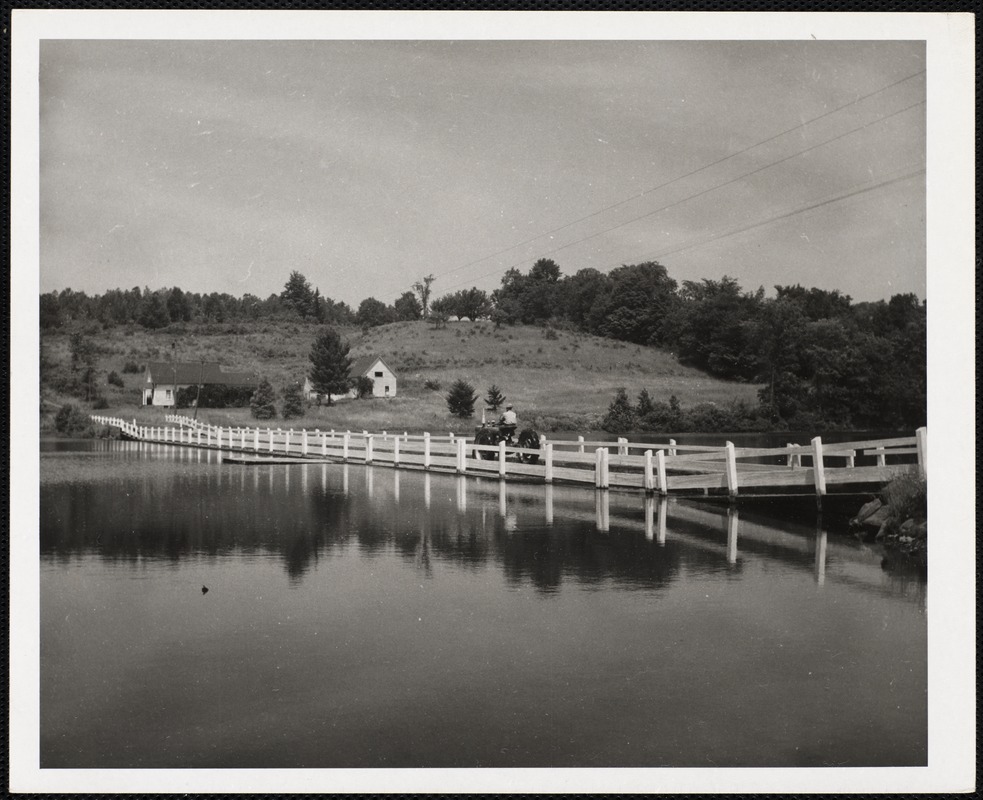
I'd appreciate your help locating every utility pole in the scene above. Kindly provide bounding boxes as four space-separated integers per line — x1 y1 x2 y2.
193 360 204 420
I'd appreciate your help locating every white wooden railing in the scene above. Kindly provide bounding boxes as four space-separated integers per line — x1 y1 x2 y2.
91 414 926 499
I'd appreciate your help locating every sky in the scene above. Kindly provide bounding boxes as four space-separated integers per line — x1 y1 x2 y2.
39 39 926 306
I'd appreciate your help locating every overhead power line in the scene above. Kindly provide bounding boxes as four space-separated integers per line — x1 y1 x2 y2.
432 69 925 286
441 97 925 294
648 166 925 264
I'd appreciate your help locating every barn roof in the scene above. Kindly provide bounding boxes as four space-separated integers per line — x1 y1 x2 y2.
351 355 395 377
146 361 259 387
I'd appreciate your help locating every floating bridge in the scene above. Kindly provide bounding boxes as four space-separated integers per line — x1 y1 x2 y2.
91 414 926 503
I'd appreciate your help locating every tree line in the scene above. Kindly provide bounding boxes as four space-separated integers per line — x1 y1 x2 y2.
41 258 926 430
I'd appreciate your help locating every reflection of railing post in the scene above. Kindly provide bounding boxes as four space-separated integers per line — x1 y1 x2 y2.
456 475 467 512
916 427 928 479
545 483 554 526
727 507 739 564
544 443 554 484
595 490 610 531
423 432 431 470
644 495 655 540
657 496 667 545
814 524 827 587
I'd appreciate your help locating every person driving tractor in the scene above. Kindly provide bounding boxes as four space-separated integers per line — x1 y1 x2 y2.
499 403 517 440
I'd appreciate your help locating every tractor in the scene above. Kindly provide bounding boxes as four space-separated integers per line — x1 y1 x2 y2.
473 417 541 463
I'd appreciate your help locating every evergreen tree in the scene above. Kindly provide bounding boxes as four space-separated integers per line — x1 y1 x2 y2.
308 328 353 405
446 379 478 418
636 388 654 418
601 388 637 433
250 379 277 419
281 383 304 419
485 384 506 411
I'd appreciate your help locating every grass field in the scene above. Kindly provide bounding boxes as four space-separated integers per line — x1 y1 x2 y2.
41 319 762 434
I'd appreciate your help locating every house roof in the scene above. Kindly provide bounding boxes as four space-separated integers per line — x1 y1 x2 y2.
351 355 395 377
146 361 259 387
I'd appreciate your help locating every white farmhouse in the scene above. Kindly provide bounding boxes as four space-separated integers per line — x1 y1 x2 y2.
303 355 397 402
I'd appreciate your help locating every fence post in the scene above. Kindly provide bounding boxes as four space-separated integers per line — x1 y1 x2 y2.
668 438 677 457
595 448 603 488
846 450 856 469
656 450 668 496
268 428 273 453
811 436 827 503
196 428 201 446
342 432 350 462
725 441 739 499
916 427 927 479
449 432 455 446
456 437 467 474
545 443 554 483
498 440 507 477
618 437 628 456
321 432 327 457
302 430 309 456
424 432 431 470
578 435 585 454
787 442 796 468
285 429 291 453
393 435 400 466
644 450 654 493
253 428 259 450
365 434 373 464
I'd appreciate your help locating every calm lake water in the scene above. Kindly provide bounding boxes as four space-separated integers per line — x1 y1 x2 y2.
40 438 926 768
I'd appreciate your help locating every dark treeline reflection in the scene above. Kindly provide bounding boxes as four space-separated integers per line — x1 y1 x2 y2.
39 462 710 592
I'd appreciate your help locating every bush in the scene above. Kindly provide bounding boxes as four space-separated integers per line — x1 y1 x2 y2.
424 378 442 391
92 396 110 409
882 473 927 525
281 383 304 419
353 375 375 399
175 383 254 409
250 379 277 420
54 403 94 437
107 371 124 388
446 379 477 418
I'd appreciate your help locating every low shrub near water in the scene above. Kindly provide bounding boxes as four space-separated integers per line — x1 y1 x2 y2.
882 472 927 525
55 403 95 437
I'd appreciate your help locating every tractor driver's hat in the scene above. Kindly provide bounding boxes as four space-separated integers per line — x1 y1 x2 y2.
506 404 513 409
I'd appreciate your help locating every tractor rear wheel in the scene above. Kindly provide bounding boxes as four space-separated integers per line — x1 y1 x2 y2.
516 428 541 464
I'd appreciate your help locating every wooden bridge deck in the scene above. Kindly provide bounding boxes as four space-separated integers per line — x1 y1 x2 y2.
93 415 926 502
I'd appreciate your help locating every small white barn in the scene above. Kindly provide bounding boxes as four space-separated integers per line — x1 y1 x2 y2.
304 355 397 402
142 362 258 407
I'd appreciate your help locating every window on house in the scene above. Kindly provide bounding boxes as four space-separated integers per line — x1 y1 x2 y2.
165 389 172 400
385 385 390 395
374 371 383 378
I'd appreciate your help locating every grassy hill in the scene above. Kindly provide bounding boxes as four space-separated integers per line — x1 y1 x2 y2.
41 319 762 434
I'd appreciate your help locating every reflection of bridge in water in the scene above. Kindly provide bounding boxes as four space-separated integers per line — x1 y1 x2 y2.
93 415 926 505
130 441 921 603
